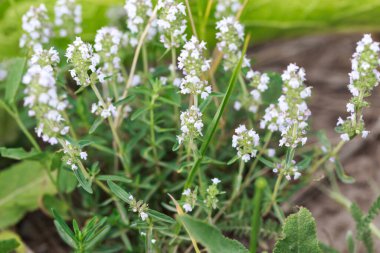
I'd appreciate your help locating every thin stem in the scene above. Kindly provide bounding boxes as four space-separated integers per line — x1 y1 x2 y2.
115 5 159 127
142 44 149 77
90 83 130 175
13 110 41 152
200 0 214 41
250 177 267 253
309 140 345 174
184 0 198 38
213 131 272 222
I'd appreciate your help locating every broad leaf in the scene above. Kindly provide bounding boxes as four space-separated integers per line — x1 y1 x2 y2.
4 58 26 104
177 215 249 253
274 207 322 253
0 147 40 160
0 161 57 229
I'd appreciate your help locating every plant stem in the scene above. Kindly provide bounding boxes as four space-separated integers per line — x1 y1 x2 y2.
184 0 198 38
200 0 214 41
90 83 130 175
250 177 267 253
142 44 149 77
115 5 158 127
309 140 345 174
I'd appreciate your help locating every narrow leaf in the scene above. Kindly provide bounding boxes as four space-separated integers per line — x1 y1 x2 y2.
73 169 93 194
107 180 132 204
89 117 105 134
334 159 354 184
177 215 249 253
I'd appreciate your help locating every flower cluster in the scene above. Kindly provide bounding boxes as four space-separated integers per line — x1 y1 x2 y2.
94 27 125 86
216 17 246 70
178 36 212 99
336 34 380 142
157 0 187 49
234 71 270 113
182 188 197 213
204 178 221 210
232 125 260 162
20 4 52 52
66 37 104 86
62 140 88 170
215 0 241 18
260 64 312 148
124 0 156 46
128 195 149 221
91 98 117 119
177 106 204 144
54 0 82 37
23 47 69 145
273 161 301 181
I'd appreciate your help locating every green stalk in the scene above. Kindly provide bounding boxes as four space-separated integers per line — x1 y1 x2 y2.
184 0 198 38
183 34 251 190
250 177 267 253
200 0 214 41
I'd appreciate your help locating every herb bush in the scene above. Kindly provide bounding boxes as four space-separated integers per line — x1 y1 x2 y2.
0 0 380 253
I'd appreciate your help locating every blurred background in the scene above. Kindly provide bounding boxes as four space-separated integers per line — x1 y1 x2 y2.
1 0 380 252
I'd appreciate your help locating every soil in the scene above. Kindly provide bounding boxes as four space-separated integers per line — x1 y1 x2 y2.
16 33 380 253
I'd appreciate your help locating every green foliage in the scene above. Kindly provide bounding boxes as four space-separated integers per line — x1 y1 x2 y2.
3 58 26 105
0 160 57 229
274 207 322 253
0 239 19 253
0 147 40 160
53 210 110 253
350 195 380 253
177 214 249 253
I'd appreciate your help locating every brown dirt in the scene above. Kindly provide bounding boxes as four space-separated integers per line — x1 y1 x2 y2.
253 33 380 252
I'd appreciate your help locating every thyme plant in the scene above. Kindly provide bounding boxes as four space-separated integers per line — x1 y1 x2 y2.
1 0 380 253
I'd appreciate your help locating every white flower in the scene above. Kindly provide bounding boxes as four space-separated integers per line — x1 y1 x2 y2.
183 203 193 213
157 0 187 48
80 151 87 160
20 4 52 51
215 0 241 18
177 106 203 144
54 0 82 38
232 125 259 162
182 188 191 196
340 133 350 142
211 178 221 185
216 17 245 70
0 68 7 82
140 212 148 221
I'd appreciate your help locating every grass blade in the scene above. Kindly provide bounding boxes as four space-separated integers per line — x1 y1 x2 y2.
184 34 251 189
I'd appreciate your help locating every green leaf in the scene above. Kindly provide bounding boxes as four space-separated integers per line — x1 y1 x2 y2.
334 159 354 184
259 157 275 168
130 107 149 121
97 175 132 184
73 168 93 194
89 117 105 134
57 167 78 193
41 194 70 219
0 147 40 160
148 209 176 224
274 207 322 253
52 209 77 249
177 215 249 253
0 231 26 253
262 72 282 105
114 94 135 107
4 58 26 104
0 161 57 229
0 239 19 253
107 180 132 204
